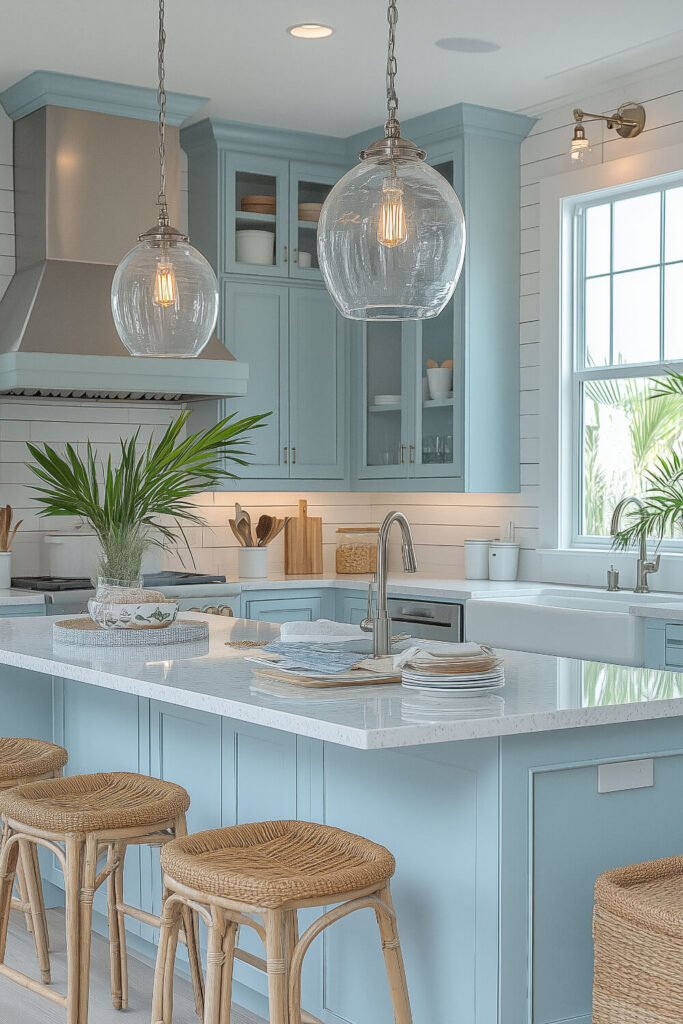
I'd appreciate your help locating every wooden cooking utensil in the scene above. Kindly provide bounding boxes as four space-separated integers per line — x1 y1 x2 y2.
256 514 275 547
234 504 254 546
228 519 247 547
284 500 322 575
265 517 289 545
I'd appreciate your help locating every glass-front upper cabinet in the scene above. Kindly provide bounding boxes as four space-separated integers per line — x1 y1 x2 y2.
413 294 463 480
222 152 290 277
221 154 344 280
288 163 339 280
359 322 412 479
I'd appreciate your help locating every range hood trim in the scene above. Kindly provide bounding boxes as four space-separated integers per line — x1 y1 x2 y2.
0 352 248 401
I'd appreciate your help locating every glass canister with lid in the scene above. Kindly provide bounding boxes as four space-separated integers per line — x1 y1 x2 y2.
335 527 379 574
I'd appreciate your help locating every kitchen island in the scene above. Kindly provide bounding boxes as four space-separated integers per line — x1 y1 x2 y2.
3 614 683 1024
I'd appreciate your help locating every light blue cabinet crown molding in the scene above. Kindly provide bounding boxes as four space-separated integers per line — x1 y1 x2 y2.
181 117 348 166
0 70 207 124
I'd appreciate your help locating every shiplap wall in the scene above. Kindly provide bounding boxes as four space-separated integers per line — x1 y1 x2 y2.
2 65 682 581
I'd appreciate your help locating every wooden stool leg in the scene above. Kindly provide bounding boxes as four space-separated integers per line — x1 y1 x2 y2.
30 841 51 951
113 854 129 1009
106 843 123 1009
373 886 413 1024
204 907 226 1024
219 920 238 1024
77 834 98 1024
152 894 182 1024
14 855 34 932
19 839 51 983
283 912 301 1024
64 834 84 1024
265 909 291 1024
174 814 205 1020
0 824 19 964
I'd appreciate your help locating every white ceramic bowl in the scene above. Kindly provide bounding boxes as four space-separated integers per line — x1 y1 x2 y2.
427 366 453 400
236 229 275 265
88 598 180 630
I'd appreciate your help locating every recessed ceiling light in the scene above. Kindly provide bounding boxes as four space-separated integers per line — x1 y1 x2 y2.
435 37 500 53
288 23 334 39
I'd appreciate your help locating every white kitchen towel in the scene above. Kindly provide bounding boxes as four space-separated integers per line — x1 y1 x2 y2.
279 619 366 643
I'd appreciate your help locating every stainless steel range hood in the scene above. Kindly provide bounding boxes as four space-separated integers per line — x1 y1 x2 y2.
0 104 247 401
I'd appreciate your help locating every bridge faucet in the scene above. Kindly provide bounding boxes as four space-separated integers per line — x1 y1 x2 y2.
609 496 660 594
360 511 417 656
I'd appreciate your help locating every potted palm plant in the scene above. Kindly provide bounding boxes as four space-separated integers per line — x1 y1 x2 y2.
26 409 267 617
612 372 683 550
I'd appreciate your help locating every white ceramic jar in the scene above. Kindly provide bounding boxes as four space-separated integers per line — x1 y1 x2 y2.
235 229 275 266
237 547 268 579
464 539 492 580
488 541 520 581
0 552 11 589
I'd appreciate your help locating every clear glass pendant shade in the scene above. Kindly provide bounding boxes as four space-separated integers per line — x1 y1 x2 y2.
111 234 218 357
317 143 466 320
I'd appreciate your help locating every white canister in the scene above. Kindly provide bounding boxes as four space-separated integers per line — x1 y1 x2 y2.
235 229 275 266
237 547 268 579
0 552 11 589
426 366 453 400
464 539 492 580
488 541 520 581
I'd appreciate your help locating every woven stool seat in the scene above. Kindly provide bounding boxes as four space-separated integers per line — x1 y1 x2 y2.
161 819 395 909
593 855 683 1023
0 771 189 833
0 737 68 786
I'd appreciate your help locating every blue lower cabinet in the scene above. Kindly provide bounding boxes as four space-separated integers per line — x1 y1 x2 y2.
335 589 369 625
500 719 683 1024
240 588 334 623
0 604 47 616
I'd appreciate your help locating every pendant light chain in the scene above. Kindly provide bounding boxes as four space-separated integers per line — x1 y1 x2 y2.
157 0 169 225
385 0 400 138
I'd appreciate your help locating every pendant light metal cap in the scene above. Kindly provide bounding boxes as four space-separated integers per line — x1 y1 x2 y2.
360 135 426 162
137 221 189 245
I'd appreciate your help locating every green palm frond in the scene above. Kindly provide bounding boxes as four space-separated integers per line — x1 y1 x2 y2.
26 409 269 577
612 449 683 549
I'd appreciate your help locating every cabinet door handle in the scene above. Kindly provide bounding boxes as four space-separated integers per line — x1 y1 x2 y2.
400 445 406 464
293 248 299 264
292 446 297 464
409 444 415 463
283 446 288 464
283 245 289 263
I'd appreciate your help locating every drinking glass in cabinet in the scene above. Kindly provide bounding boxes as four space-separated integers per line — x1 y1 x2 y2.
296 179 332 271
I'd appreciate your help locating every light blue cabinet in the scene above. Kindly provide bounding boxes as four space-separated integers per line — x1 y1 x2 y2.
335 590 370 625
222 150 290 278
241 588 334 624
216 281 345 483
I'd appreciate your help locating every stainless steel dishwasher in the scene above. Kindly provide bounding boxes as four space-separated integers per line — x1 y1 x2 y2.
386 597 463 642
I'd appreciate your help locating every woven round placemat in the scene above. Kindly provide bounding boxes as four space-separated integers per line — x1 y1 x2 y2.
53 617 209 647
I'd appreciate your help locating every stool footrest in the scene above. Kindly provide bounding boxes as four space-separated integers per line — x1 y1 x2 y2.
0 962 67 1007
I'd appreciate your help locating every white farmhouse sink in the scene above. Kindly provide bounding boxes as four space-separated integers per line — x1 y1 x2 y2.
466 588 683 666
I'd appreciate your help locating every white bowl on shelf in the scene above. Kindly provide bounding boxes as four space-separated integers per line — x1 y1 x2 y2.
236 229 275 265
373 394 401 405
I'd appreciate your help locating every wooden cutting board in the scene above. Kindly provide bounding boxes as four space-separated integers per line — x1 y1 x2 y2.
284 499 323 575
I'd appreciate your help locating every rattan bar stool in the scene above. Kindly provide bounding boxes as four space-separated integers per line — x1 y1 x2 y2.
0 736 68 983
0 771 204 1024
593 855 683 1023
152 819 413 1024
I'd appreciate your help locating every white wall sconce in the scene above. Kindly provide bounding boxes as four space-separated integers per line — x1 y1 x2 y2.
570 102 646 163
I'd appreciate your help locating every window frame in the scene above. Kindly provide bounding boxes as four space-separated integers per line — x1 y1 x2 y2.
568 179 683 550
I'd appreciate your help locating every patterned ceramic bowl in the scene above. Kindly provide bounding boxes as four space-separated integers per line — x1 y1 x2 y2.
87 598 180 630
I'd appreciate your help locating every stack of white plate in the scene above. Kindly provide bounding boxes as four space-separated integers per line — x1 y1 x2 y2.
401 646 504 694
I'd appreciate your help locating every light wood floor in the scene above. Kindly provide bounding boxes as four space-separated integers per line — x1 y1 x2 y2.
0 908 264 1023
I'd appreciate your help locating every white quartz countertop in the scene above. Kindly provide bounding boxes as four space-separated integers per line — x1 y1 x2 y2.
2 613 683 749
236 573 544 600
0 589 47 606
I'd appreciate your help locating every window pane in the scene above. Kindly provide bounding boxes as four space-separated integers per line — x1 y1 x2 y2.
584 276 610 366
613 192 661 271
665 263 683 358
581 376 681 537
613 267 660 363
585 204 611 277
665 186 683 263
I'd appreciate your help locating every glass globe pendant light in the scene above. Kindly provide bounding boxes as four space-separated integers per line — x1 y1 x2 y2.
111 0 218 357
317 0 466 321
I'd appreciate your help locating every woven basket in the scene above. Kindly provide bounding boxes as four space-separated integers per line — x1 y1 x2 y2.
593 855 683 1023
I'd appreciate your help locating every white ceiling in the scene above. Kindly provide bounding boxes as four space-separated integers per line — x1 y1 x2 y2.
1 0 683 135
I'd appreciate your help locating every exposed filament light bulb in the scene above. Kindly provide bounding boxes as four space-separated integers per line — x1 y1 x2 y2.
570 122 591 164
153 259 178 307
378 176 407 248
